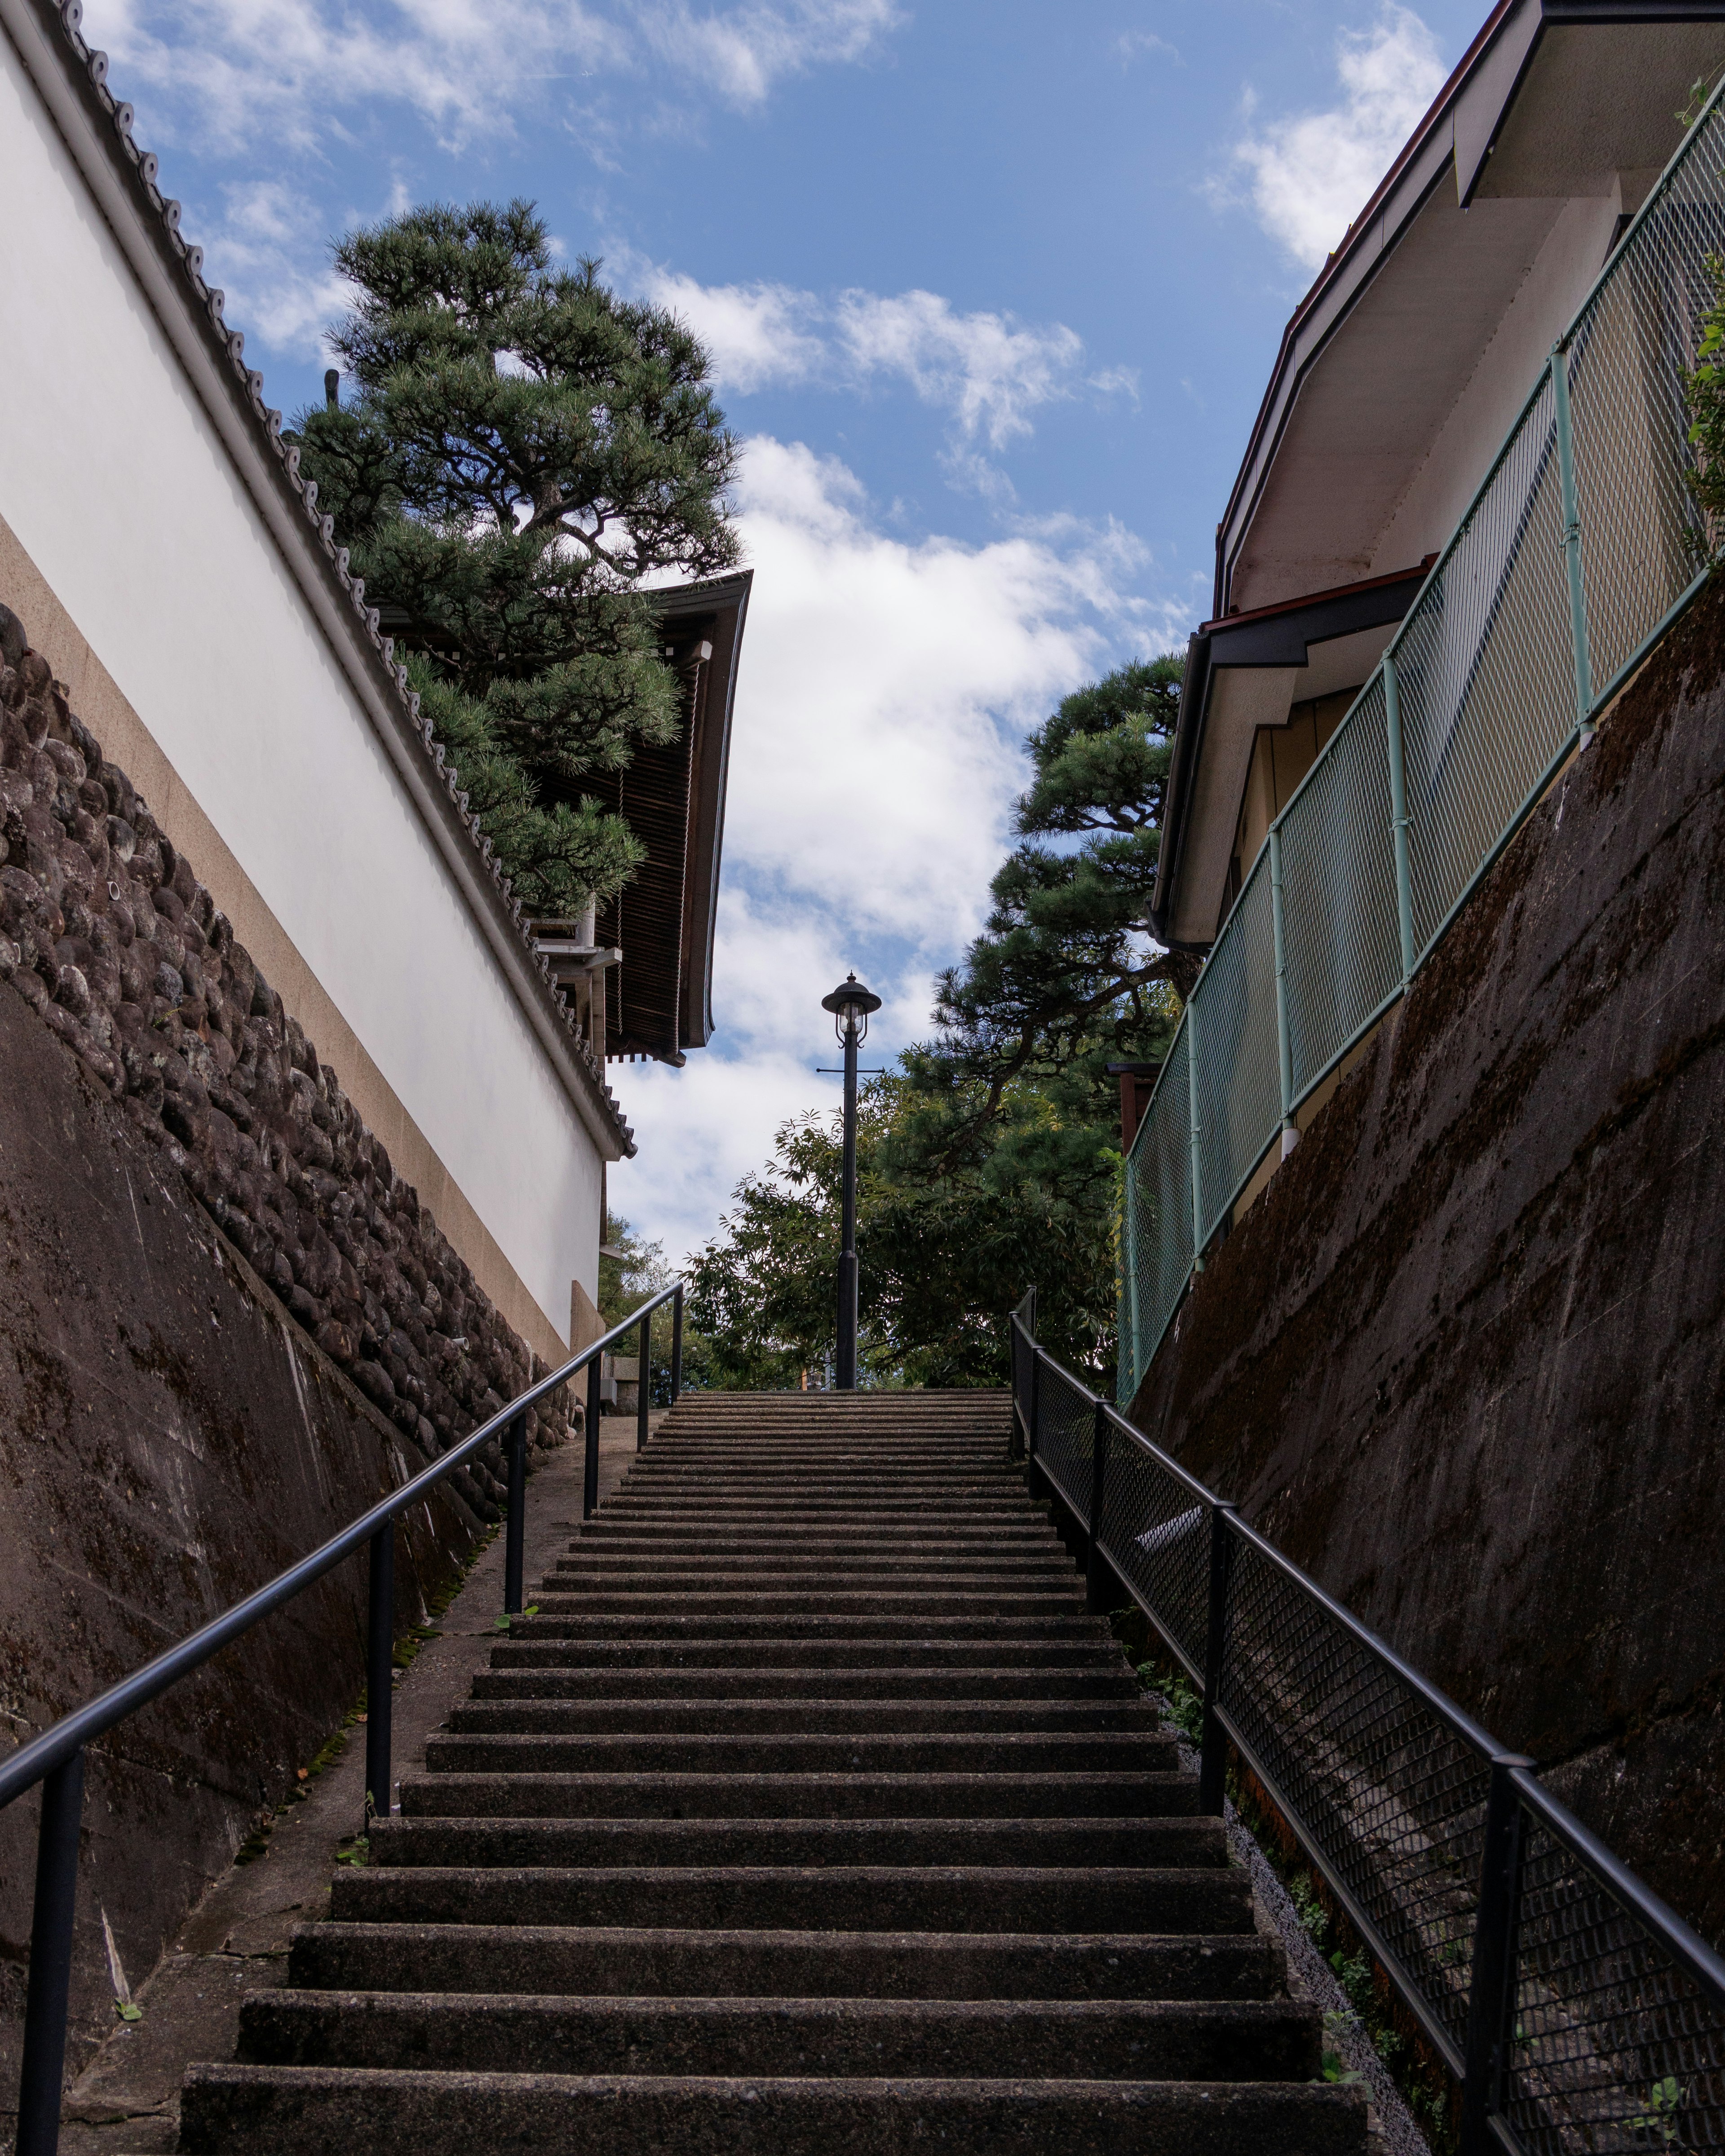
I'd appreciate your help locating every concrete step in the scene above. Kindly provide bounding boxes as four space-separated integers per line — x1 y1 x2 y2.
289 1923 1282 2001
179 2065 1366 2154
569 1525 1056 1546
471 1666 1139 1699
485 1640 1128 1670
398 1771 1200 1820
235 1990 1320 2081
496 1621 1104 1647
327 1865 1251 1935
528 1592 1088 1618
423 1732 1174 1776
367 1815 1222 1869
545 1551 1073 1576
443 1700 1158 1736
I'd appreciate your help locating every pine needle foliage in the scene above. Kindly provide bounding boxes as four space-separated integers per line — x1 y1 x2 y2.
292 199 739 909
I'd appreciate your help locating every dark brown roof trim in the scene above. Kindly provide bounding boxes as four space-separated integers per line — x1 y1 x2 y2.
1150 562 1432 942
1211 0 1725 621
4 0 635 1158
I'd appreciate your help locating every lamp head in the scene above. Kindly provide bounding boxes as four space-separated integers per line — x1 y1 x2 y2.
821 972 883 1043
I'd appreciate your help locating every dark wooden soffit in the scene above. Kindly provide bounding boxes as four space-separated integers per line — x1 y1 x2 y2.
596 571 752 1065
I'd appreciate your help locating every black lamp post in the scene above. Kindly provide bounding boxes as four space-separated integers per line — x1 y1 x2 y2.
820 972 881 1389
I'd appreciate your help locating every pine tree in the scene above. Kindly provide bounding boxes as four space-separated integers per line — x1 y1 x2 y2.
292 200 739 910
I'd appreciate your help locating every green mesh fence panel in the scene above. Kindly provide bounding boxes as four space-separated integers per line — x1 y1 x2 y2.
1395 367 1578 960
1279 673 1402 1100
1191 853 1281 1244
1119 91 1725 1407
1118 1018 1194 1402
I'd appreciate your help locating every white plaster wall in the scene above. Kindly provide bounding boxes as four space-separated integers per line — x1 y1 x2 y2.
0 34 601 1339
1371 193 1623 573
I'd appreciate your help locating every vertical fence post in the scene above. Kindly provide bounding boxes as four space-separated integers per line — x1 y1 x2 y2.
1459 1754 1537 2156
1268 826 1298 1159
583 1357 602 1522
15 1746 84 2156
503 1411 527 1616
1086 1399 1110 1613
365 1521 394 1832
1198 1502 1238 1815
1120 1159 1141 1399
1185 1001 1205 1275
1383 651 1418 986
1551 343 1596 747
670 1287 685 1404
636 1308 651 1454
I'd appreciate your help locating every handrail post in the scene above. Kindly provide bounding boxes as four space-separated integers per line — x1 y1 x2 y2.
1383 652 1418 986
636 1307 651 1454
16 1746 84 2156
1086 1398 1110 1613
1185 999 1205 1274
583 1357 602 1522
365 1523 393 1833
670 1286 684 1405
1459 1754 1537 2156
1198 1502 1238 1815
1268 826 1298 1159
503 1410 527 1616
1551 343 1596 747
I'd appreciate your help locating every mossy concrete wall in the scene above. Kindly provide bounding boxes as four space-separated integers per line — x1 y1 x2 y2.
0 983 483 2107
1128 574 1725 1947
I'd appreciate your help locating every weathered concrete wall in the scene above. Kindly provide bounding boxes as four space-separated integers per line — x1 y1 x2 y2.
1129 574 1725 1948
0 982 483 2101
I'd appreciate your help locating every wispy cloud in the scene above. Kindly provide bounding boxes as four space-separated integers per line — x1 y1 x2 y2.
609 432 1171 1261
1116 29 1181 66
80 0 902 158
630 261 1137 466
1229 4 1447 269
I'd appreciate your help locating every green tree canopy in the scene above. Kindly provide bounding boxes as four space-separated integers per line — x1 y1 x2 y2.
292 200 739 912
689 656 1189 1389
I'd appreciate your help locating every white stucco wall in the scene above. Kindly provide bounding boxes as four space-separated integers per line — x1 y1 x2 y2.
0 29 603 1341
1371 192 1624 574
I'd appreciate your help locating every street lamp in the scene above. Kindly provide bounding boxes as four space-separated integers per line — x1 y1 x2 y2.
821 972 881 1389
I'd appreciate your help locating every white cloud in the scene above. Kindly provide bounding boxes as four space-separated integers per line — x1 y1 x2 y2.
80 0 901 159
1116 29 1180 66
607 434 1168 1262
630 261 1134 459
1231 4 1447 270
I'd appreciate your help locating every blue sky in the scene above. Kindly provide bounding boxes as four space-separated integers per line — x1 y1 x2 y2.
82 0 1489 1263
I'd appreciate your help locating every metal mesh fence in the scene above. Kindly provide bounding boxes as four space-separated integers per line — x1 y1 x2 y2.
1016 1325 1725 2152
1031 1354 1092 1519
1119 1018 1194 1403
1504 1787 1725 2154
1219 1526 1494 2064
1095 1413 1212 1681
1118 90 1725 1403
1191 852 1282 1243
1280 672 1402 1099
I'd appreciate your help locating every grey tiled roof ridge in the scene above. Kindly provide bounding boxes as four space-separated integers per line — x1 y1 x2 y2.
43 0 636 1158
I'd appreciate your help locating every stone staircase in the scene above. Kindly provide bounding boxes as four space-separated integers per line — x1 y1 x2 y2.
176 1389 1366 2153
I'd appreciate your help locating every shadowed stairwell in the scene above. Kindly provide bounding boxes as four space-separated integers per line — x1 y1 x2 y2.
175 1390 1366 2153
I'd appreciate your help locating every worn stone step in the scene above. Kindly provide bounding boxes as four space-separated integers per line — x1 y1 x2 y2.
547 1551 1072 1576
367 1815 1223 1870
444 1700 1155 1736
328 1865 1250 1935
486 1640 1125 1670
398 1771 1199 1820
472 1666 1138 1700
424 1731 1172 1776
529 1592 1086 1618
236 1990 1319 2081
500 1615 1110 1641
179 2064 1365 2155
290 1923 1280 2001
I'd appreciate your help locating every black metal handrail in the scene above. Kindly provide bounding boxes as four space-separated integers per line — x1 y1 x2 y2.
1011 1311 1725 2156
4 1277 685 2156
